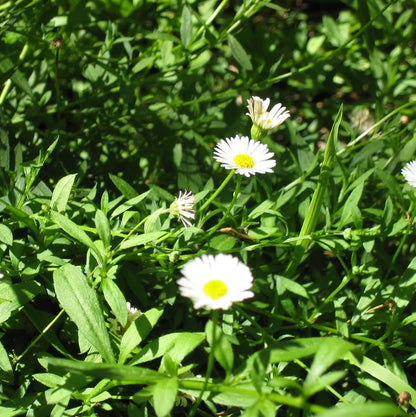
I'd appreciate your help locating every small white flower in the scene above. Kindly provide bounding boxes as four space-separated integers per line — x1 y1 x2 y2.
170 190 195 228
0 272 3 279
126 301 138 315
213 135 276 177
402 160 416 187
126 301 141 323
246 96 290 131
178 254 254 310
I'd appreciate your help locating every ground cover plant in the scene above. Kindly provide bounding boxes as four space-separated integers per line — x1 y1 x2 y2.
1 0 416 415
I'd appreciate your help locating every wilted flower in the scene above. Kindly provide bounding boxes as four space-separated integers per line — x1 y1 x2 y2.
170 190 195 228
213 135 276 177
402 160 416 187
246 96 290 140
177 254 254 310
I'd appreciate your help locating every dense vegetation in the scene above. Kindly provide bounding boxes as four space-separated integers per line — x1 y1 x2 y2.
1 0 416 416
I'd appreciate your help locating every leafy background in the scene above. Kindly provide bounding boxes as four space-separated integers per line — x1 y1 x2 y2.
1 0 416 416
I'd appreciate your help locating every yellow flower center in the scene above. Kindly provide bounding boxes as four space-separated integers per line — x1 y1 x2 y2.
203 280 228 300
234 154 255 169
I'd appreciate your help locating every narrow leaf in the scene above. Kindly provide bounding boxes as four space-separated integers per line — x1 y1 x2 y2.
119 231 166 250
227 34 253 70
53 264 115 363
153 377 178 417
0 340 13 383
109 174 138 199
102 278 127 327
42 357 166 384
286 104 343 276
0 224 13 246
52 211 103 264
348 353 416 409
95 209 112 247
316 403 406 417
180 6 192 48
50 174 77 212
119 307 164 364
0 280 43 323
130 332 205 365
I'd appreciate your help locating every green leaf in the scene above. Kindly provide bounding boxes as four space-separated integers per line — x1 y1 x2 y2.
119 231 166 250
32 373 66 388
316 403 407 417
95 209 112 247
144 207 165 233
348 353 416 409
248 200 274 220
51 211 103 264
249 350 270 393
0 280 43 323
241 398 277 417
0 224 13 246
390 256 416 310
130 332 205 365
0 340 13 383
180 6 192 48
53 264 115 363
286 104 343 276
42 357 166 384
304 338 361 391
119 307 164 364
109 174 139 199
275 275 310 299
227 33 253 70
102 278 127 327
110 191 150 218
50 174 77 212
339 182 364 228
268 337 361 364
152 377 178 417
304 370 347 397
206 320 234 375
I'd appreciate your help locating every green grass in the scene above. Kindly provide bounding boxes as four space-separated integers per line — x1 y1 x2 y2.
1 0 416 416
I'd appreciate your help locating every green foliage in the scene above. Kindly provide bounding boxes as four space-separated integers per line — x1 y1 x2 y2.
1 0 416 416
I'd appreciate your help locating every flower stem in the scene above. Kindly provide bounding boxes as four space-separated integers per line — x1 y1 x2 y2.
198 170 235 214
188 310 219 417
202 174 242 239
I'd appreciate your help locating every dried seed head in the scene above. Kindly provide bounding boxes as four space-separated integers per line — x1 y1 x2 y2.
51 35 64 49
397 391 411 407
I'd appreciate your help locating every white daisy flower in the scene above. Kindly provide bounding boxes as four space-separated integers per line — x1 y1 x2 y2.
170 190 195 228
247 96 290 129
178 254 254 310
213 135 276 177
402 160 416 188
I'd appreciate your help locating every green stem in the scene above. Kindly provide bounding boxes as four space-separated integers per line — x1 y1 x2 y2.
285 105 343 277
198 170 235 214
203 174 242 239
179 379 326 413
188 310 219 417
55 45 61 127
191 0 229 44
14 308 66 363
308 255 353 323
